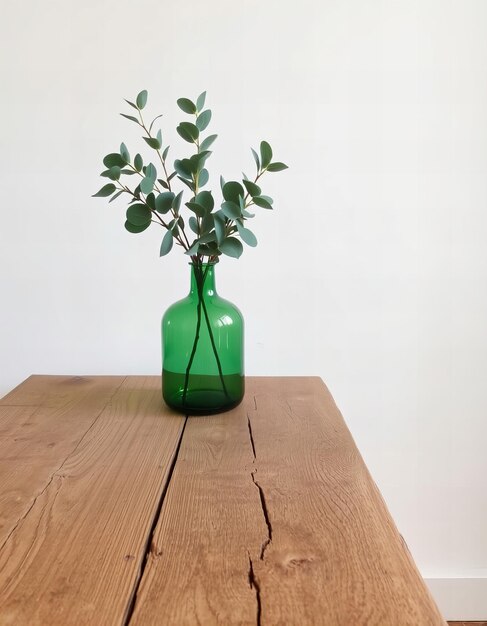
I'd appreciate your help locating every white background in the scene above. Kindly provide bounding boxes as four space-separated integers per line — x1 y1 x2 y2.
1 0 486 617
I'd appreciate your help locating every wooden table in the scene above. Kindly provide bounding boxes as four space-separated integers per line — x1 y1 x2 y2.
0 375 446 625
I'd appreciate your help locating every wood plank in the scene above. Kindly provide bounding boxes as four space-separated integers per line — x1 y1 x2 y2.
130 377 446 626
129 391 268 626
0 376 126 549
0 375 185 626
247 377 446 625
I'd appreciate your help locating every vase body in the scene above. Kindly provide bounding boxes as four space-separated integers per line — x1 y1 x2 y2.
162 263 244 414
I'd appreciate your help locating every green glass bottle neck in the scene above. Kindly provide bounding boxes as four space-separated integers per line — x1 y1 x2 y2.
189 263 217 298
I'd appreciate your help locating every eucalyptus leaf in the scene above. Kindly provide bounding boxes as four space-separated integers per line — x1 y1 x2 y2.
177 98 197 114
101 166 121 181
140 176 154 195
200 134 217 151
120 113 139 124
213 213 225 245
242 179 261 196
251 148 260 171
109 190 125 203
176 122 199 143
267 162 288 172
162 145 170 161
172 190 183 212
199 168 209 187
196 91 206 111
252 195 273 209
125 220 150 234
177 176 195 193
186 202 206 218
222 181 244 203
174 159 192 180
134 153 143 172
126 203 151 225
145 163 157 181
124 99 138 110
155 191 175 214
201 213 214 234
160 229 173 256
136 90 148 109
120 168 136 175
185 241 200 256
196 109 211 131
144 136 161 149
195 190 214 212
237 224 258 247
120 142 130 163
220 237 243 259
260 141 272 168
157 129 162 145
146 193 156 210
103 153 125 168
189 216 199 234
92 183 116 197
221 201 241 220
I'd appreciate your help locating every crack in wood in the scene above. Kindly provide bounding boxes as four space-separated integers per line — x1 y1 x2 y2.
247 552 262 626
0 377 127 555
122 414 189 626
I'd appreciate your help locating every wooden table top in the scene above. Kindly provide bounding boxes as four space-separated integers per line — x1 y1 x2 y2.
0 375 445 625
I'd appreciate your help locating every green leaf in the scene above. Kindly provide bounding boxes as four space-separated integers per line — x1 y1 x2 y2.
120 143 130 163
237 224 258 247
92 183 116 197
109 190 124 203
253 196 273 209
124 99 138 110
172 190 183 212
222 181 245 203
242 180 261 196
267 162 288 172
157 129 163 145
241 208 255 218
201 212 214 234
103 153 125 168
145 163 157 181
159 179 169 190
186 202 206 218
120 168 136 175
144 136 161 150
177 176 195 193
260 141 272 168
136 90 148 109
189 216 199 234
160 230 174 256
214 213 225 245
149 114 164 133
140 177 154 195
176 122 199 143
221 201 241 220
199 168 209 187
162 145 170 161
174 159 192 180
200 134 217 151
195 190 214 212
126 203 151 225
101 166 121 181
146 193 156 210
260 194 273 204
125 220 150 234
134 153 143 172
251 148 260 171
120 113 139 124
177 98 197 114
220 237 243 259
198 232 216 244
196 91 206 111
155 192 175 214
185 241 200 256
196 109 211 131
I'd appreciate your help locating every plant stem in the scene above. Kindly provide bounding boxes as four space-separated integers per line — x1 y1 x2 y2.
201 296 229 398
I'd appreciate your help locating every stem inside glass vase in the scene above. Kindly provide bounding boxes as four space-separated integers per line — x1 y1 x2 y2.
181 262 229 408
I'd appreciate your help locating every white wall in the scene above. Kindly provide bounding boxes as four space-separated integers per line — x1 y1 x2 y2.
1 0 486 617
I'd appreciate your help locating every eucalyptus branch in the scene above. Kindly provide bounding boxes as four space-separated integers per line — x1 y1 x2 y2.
93 89 288 260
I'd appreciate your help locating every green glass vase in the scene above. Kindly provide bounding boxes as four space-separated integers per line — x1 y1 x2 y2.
162 262 245 414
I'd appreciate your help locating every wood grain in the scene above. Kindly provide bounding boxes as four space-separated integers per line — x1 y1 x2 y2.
129 376 446 625
130 399 267 626
0 376 185 626
0 376 126 550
